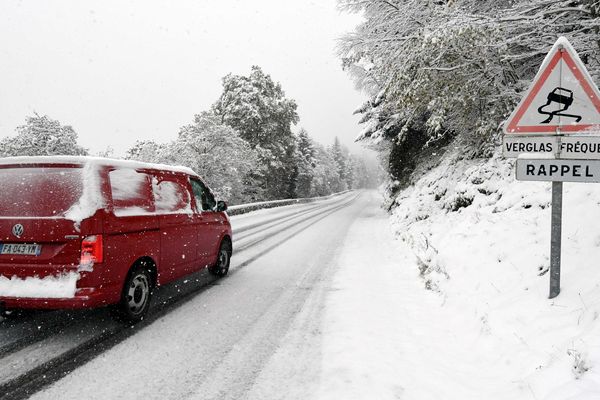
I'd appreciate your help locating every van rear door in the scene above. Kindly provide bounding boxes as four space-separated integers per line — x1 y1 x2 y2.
0 165 98 276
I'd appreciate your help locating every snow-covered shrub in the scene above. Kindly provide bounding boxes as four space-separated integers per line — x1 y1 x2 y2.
0 113 87 157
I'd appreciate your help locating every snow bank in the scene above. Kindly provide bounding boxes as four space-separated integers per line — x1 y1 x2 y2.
385 150 600 398
318 150 600 399
0 272 78 298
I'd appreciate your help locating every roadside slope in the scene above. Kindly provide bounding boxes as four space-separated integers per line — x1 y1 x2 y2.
318 153 600 399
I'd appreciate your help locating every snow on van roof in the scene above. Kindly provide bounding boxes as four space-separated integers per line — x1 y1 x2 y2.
0 156 198 175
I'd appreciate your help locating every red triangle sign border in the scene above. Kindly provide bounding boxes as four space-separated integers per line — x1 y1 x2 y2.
505 37 600 135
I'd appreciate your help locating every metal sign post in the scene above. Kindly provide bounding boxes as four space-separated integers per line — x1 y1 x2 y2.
550 130 563 299
549 181 562 298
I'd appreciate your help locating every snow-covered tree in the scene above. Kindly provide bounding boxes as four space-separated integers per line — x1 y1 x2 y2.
339 0 600 164
126 140 165 162
125 112 259 204
311 142 342 196
330 137 349 192
168 112 260 203
213 66 299 149
294 128 316 198
96 145 115 158
350 155 370 189
345 154 357 189
0 114 87 157
213 66 299 199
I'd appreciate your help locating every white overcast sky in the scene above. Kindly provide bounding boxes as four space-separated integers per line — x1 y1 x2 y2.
0 0 367 156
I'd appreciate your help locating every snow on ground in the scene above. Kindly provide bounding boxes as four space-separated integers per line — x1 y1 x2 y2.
317 152 600 399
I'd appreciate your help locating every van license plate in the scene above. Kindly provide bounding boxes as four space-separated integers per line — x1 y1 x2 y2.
0 244 42 256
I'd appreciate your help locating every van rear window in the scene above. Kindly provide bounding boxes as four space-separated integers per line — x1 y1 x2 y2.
0 167 83 217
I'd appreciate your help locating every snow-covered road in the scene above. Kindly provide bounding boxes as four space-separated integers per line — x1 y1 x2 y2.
1 190 399 400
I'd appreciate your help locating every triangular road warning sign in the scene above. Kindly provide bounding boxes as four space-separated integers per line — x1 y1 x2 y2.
504 37 600 135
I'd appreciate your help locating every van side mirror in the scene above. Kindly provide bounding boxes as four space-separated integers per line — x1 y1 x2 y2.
216 200 228 212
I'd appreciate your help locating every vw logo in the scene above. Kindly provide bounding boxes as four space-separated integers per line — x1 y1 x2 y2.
12 224 24 238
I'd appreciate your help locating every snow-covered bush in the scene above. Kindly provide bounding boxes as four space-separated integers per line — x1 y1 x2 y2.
0 113 88 157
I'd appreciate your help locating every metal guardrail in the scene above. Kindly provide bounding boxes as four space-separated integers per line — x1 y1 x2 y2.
227 190 352 216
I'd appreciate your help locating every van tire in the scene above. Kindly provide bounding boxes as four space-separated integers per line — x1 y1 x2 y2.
113 265 153 323
208 240 231 277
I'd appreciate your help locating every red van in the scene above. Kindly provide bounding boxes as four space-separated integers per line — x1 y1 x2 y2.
0 156 232 322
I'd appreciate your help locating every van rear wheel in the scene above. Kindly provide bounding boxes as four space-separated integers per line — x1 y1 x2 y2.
114 265 152 323
208 240 231 277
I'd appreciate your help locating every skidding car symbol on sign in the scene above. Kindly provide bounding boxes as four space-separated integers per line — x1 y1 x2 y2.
538 87 582 124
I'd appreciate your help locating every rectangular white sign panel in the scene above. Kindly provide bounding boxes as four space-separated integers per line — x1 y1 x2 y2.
503 135 600 159
503 136 557 158
516 158 600 183
558 136 600 159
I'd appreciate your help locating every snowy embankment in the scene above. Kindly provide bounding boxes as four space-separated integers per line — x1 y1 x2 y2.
318 151 600 399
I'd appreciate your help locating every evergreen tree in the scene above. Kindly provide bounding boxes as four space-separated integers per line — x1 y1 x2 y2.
330 137 349 192
345 154 357 189
213 66 299 200
311 142 341 196
295 128 316 198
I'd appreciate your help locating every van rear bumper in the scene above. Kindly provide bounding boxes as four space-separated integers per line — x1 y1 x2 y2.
0 262 123 310
0 286 121 310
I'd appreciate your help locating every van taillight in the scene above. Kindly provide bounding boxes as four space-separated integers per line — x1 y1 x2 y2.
81 235 103 264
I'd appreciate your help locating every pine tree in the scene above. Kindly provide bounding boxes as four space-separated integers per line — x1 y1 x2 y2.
311 142 341 196
345 154 356 189
295 128 316 198
330 137 348 192
213 66 299 200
